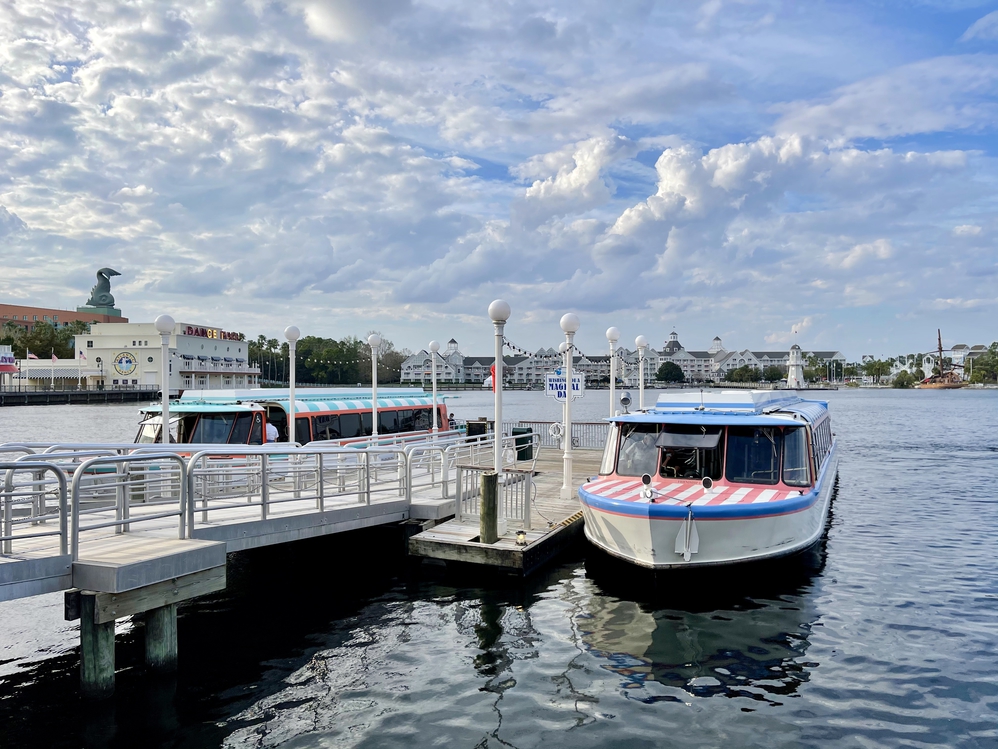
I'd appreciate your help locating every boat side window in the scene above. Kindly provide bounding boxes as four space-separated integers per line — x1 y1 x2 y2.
190 413 237 444
294 416 311 444
229 413 252 445
177 415 199 443
657 425 724 480
135 420 158 444
413 408 431 431
782 427 811 487
362 412 373 436
339 413 361 439
726 426 782 485
380 411 399 434
599 423 620 475
398 409 415 432
616 424 660 477
313 414 340 440
249 414 263 445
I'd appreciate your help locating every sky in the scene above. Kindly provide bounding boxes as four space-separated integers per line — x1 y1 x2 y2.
2 0 998 360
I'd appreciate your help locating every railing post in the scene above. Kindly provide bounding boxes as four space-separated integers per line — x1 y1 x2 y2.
261 453 269 520
2 477 11 555
177 457 187 540
114 460 126 534
524 472 532 530
364 452 371 505
317 453 325 511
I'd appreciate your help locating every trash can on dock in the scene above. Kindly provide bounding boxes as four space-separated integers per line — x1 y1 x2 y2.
512 426 533 461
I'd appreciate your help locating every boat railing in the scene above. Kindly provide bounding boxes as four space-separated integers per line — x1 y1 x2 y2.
70 453 189 560
1 461 68 556
453 463 533 530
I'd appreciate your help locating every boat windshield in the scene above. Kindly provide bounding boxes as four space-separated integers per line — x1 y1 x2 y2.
657 425 724 480
726 426 782 485
616 424 660 476
189 413 240 444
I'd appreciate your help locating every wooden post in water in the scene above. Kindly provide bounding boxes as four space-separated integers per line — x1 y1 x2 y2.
145 603 178 672
480 472 499 544
80 592 115 698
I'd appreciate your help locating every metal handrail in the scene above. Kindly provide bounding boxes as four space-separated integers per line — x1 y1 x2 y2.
185 446 410 532
70 453 188 560
1 461 68 555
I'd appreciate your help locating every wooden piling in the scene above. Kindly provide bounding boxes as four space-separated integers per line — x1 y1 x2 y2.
80 592 115 699
480 472 498 544
145 604 178 672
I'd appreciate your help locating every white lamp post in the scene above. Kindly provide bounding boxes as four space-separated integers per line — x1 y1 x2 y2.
635 335 648 410
368 333 381 438
154 314 175 445
285 326 300 442
488 300 510 475
561 313 580 500
606 326 620 417
428 340 440 434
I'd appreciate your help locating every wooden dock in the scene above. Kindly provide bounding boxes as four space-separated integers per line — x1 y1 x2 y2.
407 449 602 575
1 435 602 697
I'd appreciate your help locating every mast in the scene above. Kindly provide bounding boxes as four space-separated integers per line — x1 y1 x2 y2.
938 329 944 380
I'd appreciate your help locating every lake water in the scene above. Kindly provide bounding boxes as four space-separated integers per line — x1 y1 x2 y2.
1 389 997 748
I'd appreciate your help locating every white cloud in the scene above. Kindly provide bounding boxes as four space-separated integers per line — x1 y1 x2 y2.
0 0 996 356
961 11 998 41
765 316 815 344
775 56 998 142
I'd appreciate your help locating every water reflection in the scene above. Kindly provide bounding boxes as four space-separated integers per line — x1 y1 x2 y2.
581 542 826 705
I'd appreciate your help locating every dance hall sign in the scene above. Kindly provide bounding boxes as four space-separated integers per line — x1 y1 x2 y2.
184 325 241 341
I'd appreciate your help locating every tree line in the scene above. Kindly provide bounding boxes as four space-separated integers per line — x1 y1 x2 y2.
248 332 410 385
1 320 90 359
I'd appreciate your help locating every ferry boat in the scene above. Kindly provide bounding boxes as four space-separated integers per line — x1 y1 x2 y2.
578 390 837 569
134 388 448 445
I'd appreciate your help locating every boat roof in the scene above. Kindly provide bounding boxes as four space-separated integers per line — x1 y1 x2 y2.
612 390 828 426
176 387 427 403
143 394 436 415
142 403 265 416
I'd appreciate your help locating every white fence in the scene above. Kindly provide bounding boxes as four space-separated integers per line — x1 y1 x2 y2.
501 421 609 450
454 464 534 530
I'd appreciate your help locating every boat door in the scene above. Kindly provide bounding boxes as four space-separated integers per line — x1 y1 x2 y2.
266 404 289 441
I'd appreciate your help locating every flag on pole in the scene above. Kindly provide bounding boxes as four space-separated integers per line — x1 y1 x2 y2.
51 351 58 363
27 350 38 359
79 350 86 361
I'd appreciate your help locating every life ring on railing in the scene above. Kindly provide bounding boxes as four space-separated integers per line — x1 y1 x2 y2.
548 423 563 440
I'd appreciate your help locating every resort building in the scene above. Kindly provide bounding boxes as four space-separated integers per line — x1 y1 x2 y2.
70 321 260 393
0 303 128 332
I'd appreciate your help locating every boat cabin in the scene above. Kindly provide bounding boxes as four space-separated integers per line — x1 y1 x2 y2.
600 391 832 492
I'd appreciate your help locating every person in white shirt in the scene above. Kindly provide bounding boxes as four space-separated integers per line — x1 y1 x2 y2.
265 422 279 443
